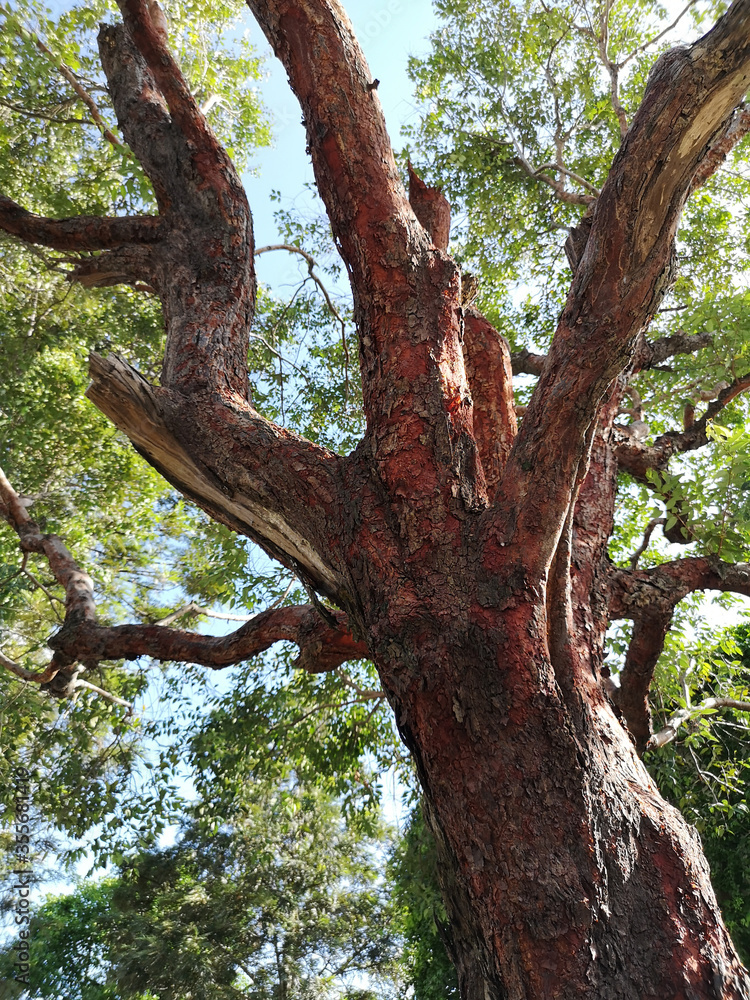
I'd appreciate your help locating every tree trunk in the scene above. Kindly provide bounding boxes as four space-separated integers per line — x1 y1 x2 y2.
336 478 748 998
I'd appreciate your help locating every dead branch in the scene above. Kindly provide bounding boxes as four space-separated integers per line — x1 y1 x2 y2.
649 696 750 749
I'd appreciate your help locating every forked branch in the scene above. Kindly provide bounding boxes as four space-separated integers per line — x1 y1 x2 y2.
615 371 750 480
490 1 750 577
0 467 366 698
608 555 750 745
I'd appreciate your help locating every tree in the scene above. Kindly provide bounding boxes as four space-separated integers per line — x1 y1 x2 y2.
3 0 750 995
0 784 397 1000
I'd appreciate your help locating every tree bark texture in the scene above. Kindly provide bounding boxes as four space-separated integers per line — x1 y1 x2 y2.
3 0 750 996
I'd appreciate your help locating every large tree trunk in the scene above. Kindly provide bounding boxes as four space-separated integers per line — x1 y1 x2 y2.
377 621 743 998
4 0 750 996
338 447 748 998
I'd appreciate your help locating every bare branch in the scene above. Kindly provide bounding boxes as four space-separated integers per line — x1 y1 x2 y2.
512 152 596 206
335 668 384 702
511 348 546 377
47 603 369 676
0 649 60 685
649 697 750 749
619 0 700 71
532 162 601 197
72 678 133 710
597 0 628 137
615 371 750 479
0 466 365 698
154 601 257 627
628 517 666 568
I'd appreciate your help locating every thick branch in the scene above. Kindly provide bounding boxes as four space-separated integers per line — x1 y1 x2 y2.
635 330 713 369
245 0 419 291
99 13 255 397
48 603 368 675
607 554 750 748
690 105 750 193
0 466 364 697
515 329 713 380
609 556 750 622
614 611 673 751
86 353 345 600
110 1 237 210
0 195 165 251
511 348 546 377
244 2 482 524
462 308 517 495
491 6 750 575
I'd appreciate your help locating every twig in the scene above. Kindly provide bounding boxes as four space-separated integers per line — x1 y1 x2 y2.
22 567 65 620
73 678 133 711
255 244 351 399
335 667 384 701
0 3 124 151
154 601 256 626
248 333 308 378
648 697 750 749
153 583 295 628
532 163 600 196
619 0 700 70
628 517 666 568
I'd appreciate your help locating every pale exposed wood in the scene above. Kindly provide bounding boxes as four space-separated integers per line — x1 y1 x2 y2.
86 353 343 596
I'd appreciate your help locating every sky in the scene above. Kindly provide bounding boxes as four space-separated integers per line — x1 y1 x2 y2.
241 0 442 289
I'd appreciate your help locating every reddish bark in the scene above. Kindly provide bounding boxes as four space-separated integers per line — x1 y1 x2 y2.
462 308 517 495
3 0 750 996
0 196 165 250
0 466 367 691
408 163 452 250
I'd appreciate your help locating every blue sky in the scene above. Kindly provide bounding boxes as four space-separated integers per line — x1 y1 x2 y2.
243 0 441 287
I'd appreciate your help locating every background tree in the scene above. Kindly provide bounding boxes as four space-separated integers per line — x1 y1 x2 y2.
0 783 398 1000
2 0 750 997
